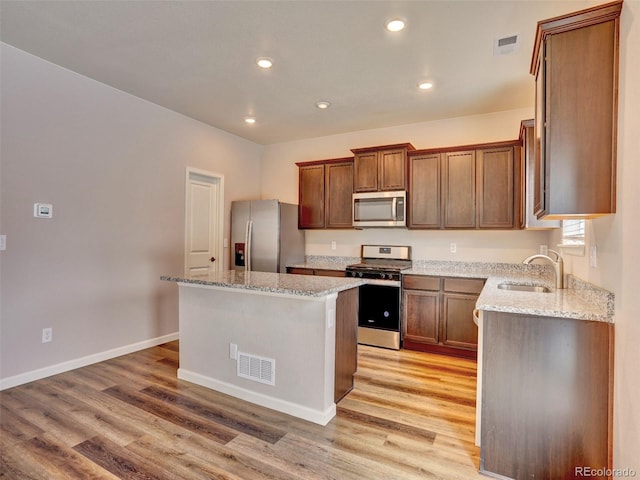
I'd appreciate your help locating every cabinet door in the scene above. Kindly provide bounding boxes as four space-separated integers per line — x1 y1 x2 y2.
477 147 514 229
353 152 378 192
441 293 478 351
298 164 325 229
545 21 617 217
402 290 440 345
408 153 441 228
325 161 354 228
442 151 476 228
533 55 546 217
379 148 406 191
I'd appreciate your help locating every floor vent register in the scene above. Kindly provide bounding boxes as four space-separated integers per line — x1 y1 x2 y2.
237 352 275 386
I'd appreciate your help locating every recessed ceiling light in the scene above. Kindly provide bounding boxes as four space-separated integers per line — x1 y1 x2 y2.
385 18 406 32
418 81 434 90
244 116 256 125
315 101 331 109
256 57 273 69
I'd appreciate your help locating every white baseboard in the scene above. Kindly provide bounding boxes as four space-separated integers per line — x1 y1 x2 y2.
0 332 179 391
178 368 336 426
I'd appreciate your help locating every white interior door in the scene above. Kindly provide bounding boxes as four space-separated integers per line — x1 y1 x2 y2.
185 168 224 275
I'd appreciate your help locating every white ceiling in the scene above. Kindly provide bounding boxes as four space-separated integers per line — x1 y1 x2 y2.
0 0 599 145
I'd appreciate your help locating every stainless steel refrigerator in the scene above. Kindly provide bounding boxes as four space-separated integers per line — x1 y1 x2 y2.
231 199 305 273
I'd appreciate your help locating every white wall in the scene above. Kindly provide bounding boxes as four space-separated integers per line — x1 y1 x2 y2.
546 1 640 472
0 44 263 382
261 107 551 262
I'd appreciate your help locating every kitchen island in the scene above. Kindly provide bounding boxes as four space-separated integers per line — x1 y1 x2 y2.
161 270 363 425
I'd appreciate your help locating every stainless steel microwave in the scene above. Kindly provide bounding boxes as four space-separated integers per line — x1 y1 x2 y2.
352 191 406 228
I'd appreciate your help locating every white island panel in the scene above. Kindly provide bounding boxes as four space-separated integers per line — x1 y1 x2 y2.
177 282 338 425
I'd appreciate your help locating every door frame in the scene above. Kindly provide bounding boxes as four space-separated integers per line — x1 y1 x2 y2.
184 167 225 274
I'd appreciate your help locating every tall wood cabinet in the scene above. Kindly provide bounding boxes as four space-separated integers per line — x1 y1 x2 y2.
408 141 520 230
351 143 414 192
296 157 353 229
531 1 621 219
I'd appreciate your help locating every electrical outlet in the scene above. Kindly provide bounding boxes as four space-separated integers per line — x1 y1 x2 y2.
540 244 548 255
0 235 6 251
590 245 598 268
450 243 457 254
42 327 53 343
331 241 337 251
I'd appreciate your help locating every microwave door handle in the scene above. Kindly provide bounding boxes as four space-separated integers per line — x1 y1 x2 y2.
391 197 397 220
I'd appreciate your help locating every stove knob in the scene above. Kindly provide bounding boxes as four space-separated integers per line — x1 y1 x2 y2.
358 272 363 278
379 272 385 279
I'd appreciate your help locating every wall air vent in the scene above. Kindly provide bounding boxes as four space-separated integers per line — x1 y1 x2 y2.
494 34 519 56
237 352 275 386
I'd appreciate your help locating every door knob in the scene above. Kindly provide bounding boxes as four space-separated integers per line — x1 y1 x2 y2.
210 257 216 262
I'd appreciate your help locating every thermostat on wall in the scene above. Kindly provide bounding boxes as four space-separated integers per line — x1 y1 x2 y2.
34 203 53 218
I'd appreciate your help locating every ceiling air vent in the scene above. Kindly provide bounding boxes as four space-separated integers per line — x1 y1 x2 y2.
494 34 519 56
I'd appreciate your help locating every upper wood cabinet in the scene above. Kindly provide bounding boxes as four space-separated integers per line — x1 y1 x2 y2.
407 152 441 228
531 1 621 219
296 157 353 229
442 150 477 229
409 141 520 230
351 143 414 192
519 119 561 229
477 146 517 229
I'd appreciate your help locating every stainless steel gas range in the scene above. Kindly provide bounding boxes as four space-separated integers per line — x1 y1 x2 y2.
346 245 411 350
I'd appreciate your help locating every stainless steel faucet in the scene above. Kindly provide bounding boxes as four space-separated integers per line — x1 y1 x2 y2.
522 249 564 289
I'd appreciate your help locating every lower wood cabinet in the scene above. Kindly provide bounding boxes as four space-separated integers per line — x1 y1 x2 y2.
480 311 613 479
402 275 484 358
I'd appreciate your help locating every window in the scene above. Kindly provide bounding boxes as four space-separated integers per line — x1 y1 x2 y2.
562 219 586 246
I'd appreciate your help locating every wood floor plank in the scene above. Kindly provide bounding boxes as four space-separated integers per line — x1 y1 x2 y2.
0 403 44 450
4 433 121 480
103 385 239 445
139 384 286 444
1 388 99 447
73 435 173 480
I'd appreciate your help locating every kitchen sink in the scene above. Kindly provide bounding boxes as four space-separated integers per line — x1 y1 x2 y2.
497 283 551 293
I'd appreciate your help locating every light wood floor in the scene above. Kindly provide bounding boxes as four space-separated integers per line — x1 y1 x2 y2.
1 342 484 479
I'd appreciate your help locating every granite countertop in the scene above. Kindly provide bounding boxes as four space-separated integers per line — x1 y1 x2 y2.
296 257 615 323
406 260 614 323
161 270 364 297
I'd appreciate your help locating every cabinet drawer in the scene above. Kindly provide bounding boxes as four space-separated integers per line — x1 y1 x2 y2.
403 275 441 291
443 277 485 294
314 269 345 277
287 267 314 275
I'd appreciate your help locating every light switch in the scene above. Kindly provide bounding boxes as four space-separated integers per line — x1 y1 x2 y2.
0 235 5 251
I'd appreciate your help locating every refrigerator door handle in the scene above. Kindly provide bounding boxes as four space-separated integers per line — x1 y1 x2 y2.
245 220 253 271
